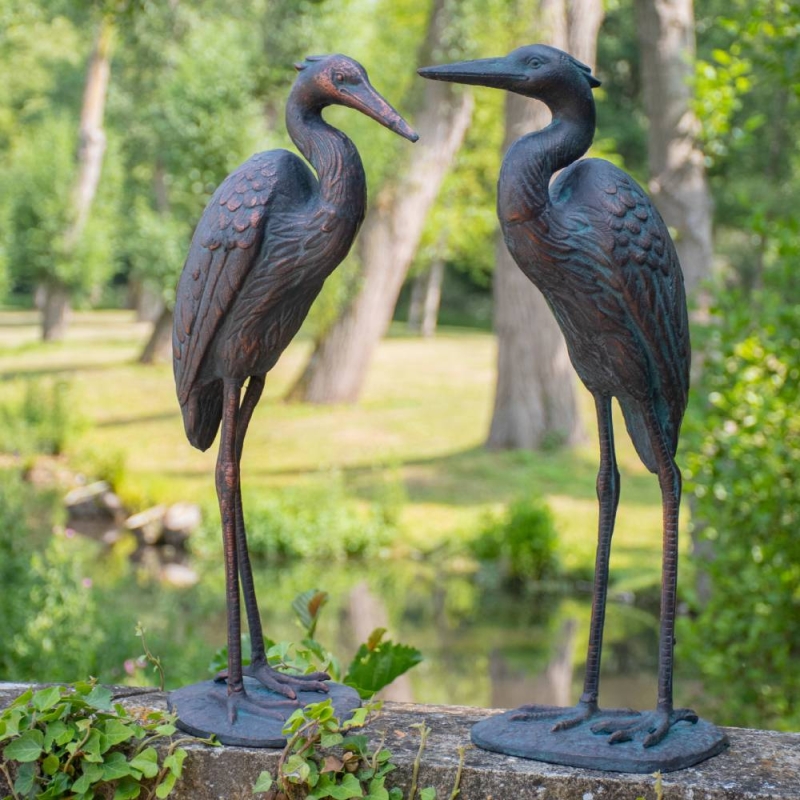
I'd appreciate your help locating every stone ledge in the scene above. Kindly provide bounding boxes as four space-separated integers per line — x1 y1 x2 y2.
2 683 798 799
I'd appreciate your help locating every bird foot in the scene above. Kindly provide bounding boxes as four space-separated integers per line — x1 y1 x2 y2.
211 684 298 725
510 701 637 733
591 706 698 747
215 660 330 700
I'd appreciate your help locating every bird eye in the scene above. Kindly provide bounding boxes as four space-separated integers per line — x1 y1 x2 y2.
334 72 345 84
527 57 543 69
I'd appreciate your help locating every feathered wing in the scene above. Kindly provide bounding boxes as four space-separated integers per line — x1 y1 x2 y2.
172 150 313 449
551 160 691 471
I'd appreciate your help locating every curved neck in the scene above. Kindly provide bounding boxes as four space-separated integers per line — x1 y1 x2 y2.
499 84 595 222
285 89 366 211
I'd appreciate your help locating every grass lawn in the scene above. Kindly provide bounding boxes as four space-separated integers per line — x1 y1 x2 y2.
0 309 675 587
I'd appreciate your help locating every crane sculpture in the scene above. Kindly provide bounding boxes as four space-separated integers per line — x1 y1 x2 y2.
169 54 417 746
419 45 726 771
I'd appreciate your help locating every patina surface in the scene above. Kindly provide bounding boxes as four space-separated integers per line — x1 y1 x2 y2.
419 44 721 771
170 54 416 742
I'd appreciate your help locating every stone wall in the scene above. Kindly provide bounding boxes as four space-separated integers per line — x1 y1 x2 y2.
1 683 798 799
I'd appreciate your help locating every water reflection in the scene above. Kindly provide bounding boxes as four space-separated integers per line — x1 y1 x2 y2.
211 556 688 713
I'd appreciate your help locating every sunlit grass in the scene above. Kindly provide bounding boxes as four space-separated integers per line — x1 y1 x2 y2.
0 309 674 586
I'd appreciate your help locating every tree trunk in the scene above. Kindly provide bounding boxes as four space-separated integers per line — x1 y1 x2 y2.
286 0 474 404
634 0 712 295
44 16 113 341
139 306 174 364
407 273 426 332
41 283 71 342
420 258 445 337
408 260 445 337
487 0 602 450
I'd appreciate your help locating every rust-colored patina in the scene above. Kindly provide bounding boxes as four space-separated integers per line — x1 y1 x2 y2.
420 44 726 771
170 54 417 744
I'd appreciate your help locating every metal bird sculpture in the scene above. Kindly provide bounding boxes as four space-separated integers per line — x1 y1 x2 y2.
420 45 726 770
170 54 417 745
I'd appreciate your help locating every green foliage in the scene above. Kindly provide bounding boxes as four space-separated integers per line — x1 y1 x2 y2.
469 496 560 585
344 629 423 701
0 114 117 296
210 589 423 702
0 681 205 800
0 378 86 456
252 700 440 800
195 476 400 563
681 292 800 729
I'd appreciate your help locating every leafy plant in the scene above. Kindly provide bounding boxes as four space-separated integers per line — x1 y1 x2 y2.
210 590 423 701
193 477 400 564
0 681 212 800
469 496 560 586
0 378 86 457
252 701 442 800
681 299 800 730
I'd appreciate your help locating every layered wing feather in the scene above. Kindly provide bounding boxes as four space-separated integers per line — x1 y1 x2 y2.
547 159 690 467
172 149 314 448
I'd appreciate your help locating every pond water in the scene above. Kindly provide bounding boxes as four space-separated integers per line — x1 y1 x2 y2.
192 555 702 715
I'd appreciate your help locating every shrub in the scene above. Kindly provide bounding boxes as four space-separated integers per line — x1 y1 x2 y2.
0 377 86 456
681 300 800 730
469 495 560 585
193 474 400 563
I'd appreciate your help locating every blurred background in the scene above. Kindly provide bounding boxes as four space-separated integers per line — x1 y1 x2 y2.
0 0 798 732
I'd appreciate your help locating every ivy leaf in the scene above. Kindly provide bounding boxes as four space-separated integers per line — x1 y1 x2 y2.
321 754 345 774
163 748 187 778
253 771 274 793
102 751 135 781
307 771 364 799
321 731 344 749
72 763 104 794
12 762 36 795
102 718 136 747
32 686 63 712
155 770 178 798
86 685 113 711
113 776 144 800
283 753 312 784
41 753 60 776
4 729 44 762
0 710 22 741
44 720 68 751
130 747 160 779
344 640 422 700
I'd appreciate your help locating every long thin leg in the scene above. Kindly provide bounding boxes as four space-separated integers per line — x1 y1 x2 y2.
577 394 620 708
650 404 681 719
513 394 628 729
230 375 328 698
591 402 696 745
217 380 244 714
234 376 267 657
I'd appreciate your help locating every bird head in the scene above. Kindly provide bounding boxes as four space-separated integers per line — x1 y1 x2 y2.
293 54 418 142
418 44 600 103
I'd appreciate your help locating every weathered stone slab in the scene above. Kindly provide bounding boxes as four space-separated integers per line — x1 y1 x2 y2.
2 683 798 799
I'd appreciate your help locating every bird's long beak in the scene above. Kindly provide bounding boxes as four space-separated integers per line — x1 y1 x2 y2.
418 57 524 88
346 83 419 142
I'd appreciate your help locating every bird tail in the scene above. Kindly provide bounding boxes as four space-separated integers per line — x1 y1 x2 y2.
182 380 223 452
618 396 680 475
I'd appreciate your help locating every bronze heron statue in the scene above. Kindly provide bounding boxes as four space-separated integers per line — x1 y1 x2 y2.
172 54 417 730
420 45 698 752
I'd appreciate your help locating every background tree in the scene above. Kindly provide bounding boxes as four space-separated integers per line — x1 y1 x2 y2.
634 0 713 295
112 3 263 363
486 0 603 450
0 2 120 340
287 0 475 403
